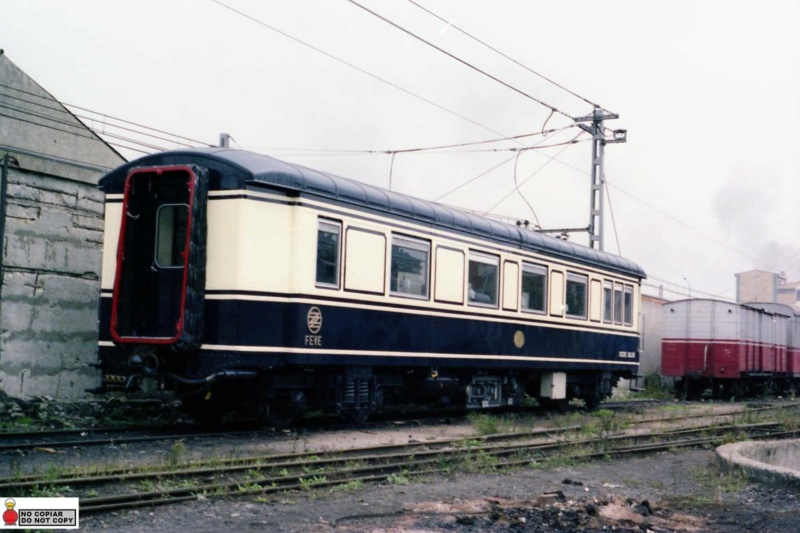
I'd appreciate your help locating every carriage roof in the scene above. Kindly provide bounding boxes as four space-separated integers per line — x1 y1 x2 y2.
100 148 646 279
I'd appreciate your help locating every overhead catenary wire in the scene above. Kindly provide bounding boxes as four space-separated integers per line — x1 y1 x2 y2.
405 0 608 113
243 124 575 156
208 0 537 146
0 101 192 154
0 82 212 148
344 0 573 122
432 154 517 202
605 181 622 256
513 150 540 229
605 180 762 264
483 131 586 215
644 275 738 302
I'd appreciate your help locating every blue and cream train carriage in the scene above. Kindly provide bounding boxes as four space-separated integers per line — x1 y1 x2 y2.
97 148 646 422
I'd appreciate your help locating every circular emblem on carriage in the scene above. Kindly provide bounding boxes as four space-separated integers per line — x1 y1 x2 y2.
513 330 525 348
307 307 323 334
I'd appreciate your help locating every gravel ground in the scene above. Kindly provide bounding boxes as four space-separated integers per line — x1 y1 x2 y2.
5 398 800 532
77 448 800 533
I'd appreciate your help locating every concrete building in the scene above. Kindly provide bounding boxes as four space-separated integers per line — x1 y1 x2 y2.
777 280 800 307
735 269 800 308
0 51 125 399
735 270 787 304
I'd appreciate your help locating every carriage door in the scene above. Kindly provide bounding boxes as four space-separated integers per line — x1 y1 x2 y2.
111 165 208 350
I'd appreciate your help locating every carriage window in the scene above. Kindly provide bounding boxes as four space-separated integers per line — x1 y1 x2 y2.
603 281 613 323
390 236 429 299
155 204 189 268
565 273 588 319
613 284 623 324
468 252 499 307
624 285 634 325
315 220 341 288
521 263 547 313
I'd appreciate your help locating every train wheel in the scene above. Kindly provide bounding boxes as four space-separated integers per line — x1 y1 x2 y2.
180 393 224 425
265 404 296 430
263 391 305 430
540 398 569 412
583 392 602 412
345 385 382 423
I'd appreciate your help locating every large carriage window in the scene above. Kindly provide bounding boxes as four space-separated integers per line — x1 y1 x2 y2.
624 285 634 325
521 263 546 313
155 204 189 268
315 220 341 288
390 236 429 299
565 273 588 319
603 281 613 324
468 252 499 307
613 284 623 324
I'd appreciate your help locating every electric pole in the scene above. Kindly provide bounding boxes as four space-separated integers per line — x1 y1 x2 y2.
574 108 626 252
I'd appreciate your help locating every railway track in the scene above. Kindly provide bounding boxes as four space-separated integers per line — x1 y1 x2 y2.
1 398 793 455
0 423 266 453
3 402 799 514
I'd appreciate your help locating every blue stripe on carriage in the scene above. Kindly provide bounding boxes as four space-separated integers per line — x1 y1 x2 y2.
98 298 639 368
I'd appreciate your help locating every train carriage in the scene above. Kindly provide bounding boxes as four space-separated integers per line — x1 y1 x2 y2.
662 299 798 398
97 148 646 423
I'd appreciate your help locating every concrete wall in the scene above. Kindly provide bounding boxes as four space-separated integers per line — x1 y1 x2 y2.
0 165 106 398
0 51 124 398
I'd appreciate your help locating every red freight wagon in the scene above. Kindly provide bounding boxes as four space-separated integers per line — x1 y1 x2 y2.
662 299 796 399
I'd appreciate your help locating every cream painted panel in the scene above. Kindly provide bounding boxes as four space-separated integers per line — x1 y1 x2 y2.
549 270 565 317
435 247 465 303
100 203 123 289
590 279 602 322
502 261 519 311
344 228 386 293
205 199 244 290
293 210 325 294
206 199 296 292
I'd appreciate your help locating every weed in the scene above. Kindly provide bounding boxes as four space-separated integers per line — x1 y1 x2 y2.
331 479 364 492
631 373 673 400
299 475 327 490
166 441 188 468
468 412 500 435
27 484 73 498
387 473 410 485
136 480 156 492
237 482 263 493
465 449 499 472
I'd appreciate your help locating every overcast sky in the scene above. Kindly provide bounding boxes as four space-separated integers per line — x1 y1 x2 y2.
4 0 799 300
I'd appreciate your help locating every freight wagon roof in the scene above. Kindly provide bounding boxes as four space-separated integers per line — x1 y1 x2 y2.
100 148 646 279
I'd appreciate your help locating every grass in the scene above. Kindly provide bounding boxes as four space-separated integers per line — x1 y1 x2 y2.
467 412 501 435
629 373 674 400
467 412 535 435
660 463 750 509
